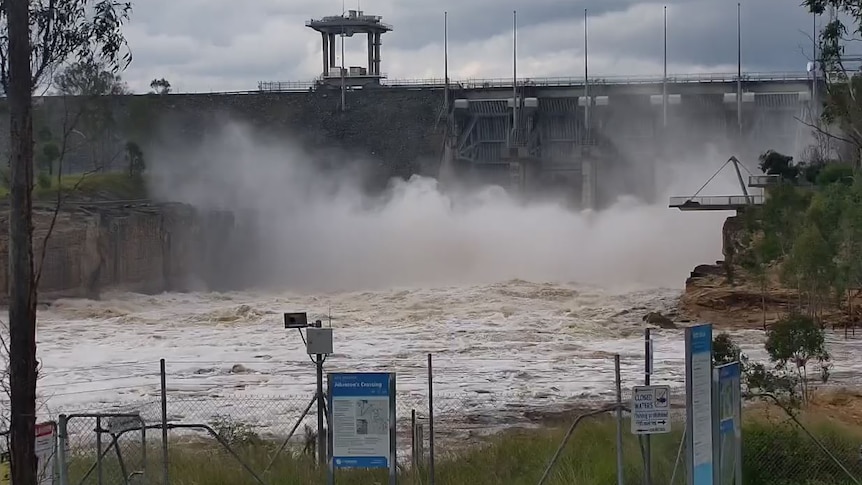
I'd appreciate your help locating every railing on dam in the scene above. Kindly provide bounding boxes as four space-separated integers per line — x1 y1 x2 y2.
257 71 813 93
668 195 766 211
748 174 782 187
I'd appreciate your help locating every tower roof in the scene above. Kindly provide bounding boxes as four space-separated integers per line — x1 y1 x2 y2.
305 10 393 35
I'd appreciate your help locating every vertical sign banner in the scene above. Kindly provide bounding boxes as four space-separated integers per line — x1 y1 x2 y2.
0 422 56 485
715 362 742 485
35 422 56 485
329 372 396 470
685 324 714 485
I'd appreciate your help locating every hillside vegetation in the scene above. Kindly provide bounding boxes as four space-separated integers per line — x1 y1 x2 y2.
700 151 862 328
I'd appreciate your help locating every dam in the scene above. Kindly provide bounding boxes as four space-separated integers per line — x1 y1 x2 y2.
255 72 818 208
9 74 819 212
254 9 822 208
3 10 822 210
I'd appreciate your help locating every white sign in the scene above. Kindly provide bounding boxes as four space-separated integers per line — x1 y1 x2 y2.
631 385 671 434
0 422 55 485
35 422 56 485
106 416 140 434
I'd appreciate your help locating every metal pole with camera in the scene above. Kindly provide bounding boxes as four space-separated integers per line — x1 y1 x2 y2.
284 312 334 468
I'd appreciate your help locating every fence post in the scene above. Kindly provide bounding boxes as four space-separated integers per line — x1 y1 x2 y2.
427 353 436 485
416 424 424 471
96 416 103 485
644 328 652 485
160 359 170 485
57 414 69 485
410 409 416 472
615 354 624 485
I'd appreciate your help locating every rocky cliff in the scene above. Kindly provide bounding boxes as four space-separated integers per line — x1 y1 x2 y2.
0 202 236 302
677 213 797 329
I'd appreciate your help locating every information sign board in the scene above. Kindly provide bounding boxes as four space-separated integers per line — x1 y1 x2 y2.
328 372 396 470
685 324 714 485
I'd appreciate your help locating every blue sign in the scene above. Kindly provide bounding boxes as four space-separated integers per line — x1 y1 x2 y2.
717 363 740 434
685 324 714 485
328 372 395 470
715 362 742 485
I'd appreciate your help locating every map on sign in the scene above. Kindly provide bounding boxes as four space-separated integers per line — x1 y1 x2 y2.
355 399 388 435
631 385 672 435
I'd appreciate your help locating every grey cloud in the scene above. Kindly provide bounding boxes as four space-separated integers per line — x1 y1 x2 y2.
372 0 815 72
127 0 318 42
116 0 824 92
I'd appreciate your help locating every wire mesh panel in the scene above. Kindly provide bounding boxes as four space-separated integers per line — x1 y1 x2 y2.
64 414 147 485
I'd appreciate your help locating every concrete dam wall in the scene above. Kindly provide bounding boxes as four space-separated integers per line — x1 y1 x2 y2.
0 204 236 301
16 88 448 184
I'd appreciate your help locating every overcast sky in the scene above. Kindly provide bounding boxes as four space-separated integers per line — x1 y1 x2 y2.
119 0 819 93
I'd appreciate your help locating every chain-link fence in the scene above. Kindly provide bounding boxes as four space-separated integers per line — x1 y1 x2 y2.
740 397 862 485
2 353 858 485
62 413 148 485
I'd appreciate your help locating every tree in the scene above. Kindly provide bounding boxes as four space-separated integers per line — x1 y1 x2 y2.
34 126 59 177
833 178 862 333
0 1 131 483
804 1 862 166
149 77 171 94
0 1 132 95
53 59 129 96
711 332 796 403
125 141 144 177
737 227 772 330
758 150 798 181
764 313 831 406
712 332 746 367
5 3 37 484
781 221 835 320
713 315 831 410
757 149 827 184
53 60 131 172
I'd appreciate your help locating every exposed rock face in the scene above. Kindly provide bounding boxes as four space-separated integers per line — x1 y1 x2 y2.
0 203 235 302
678 213 797 329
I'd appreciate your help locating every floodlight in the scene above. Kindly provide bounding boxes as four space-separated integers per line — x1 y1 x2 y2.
284 312 309 329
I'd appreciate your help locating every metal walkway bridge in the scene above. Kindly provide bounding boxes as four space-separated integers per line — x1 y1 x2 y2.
668 194 766 211
669 170 779 212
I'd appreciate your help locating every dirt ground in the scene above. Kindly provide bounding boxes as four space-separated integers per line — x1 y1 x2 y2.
742 387 862 432
676 266 862 331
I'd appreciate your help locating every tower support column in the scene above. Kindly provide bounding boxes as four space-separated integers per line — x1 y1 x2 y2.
321 33 329 75
373 33 381 75
367 33 374 73
329 33 336 69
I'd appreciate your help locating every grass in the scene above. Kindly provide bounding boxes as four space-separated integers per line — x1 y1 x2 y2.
65 412 862 485
0 171 147 200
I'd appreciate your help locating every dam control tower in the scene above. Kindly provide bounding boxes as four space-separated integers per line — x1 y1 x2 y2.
306 10 392 88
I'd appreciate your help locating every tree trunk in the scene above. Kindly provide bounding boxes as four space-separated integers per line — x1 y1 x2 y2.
7 0 38 483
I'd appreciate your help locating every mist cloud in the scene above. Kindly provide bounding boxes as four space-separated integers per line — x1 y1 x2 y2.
146 121 748 293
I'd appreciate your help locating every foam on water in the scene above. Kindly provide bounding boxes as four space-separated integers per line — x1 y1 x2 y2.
33 280 862 429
